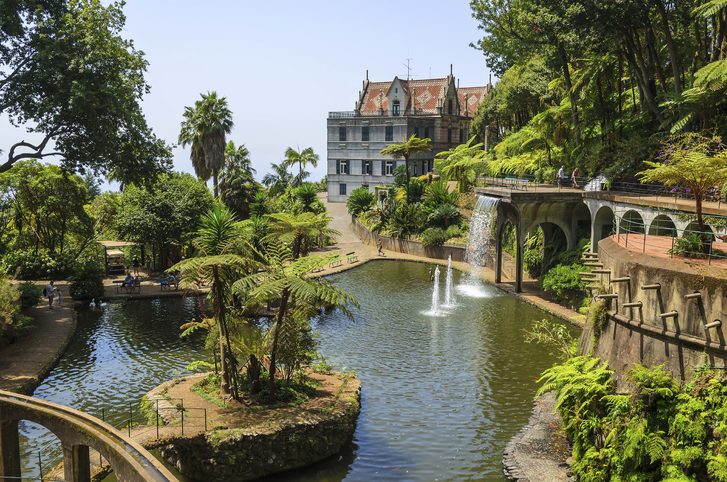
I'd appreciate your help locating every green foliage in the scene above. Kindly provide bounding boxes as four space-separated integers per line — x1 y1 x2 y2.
0 0 172 181
383 202 424 238
1 249 73 279
587 300 608 352
541 263 587 307
542 356 727 481
346 187 375 216
420 227 449 248
670 233 704 258
17 282 42 310
283 147 318 187
293 183 319 212
219 141 258 220
426 203 461 228
523 248 543 278
115 172 214 270
523 319 576 361
0 277 32 340
69 261 104 301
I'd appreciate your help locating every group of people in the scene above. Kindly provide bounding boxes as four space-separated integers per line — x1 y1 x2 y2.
43 281 61 309
122 271 141 289
557 166 580 188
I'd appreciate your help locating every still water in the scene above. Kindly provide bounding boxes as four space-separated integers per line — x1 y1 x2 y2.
24 260 574 481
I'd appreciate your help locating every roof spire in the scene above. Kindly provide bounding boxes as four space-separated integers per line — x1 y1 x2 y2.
366 69 369 81
450 63 453 76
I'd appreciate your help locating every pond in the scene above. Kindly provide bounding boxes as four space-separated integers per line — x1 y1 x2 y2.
22 260 575 481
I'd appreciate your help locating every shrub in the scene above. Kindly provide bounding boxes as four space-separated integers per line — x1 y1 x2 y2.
445 225 462 238
524 248 542 278
423 180 459 207
17 282 42 309
421 227 449 247
1 249 72 279
427 203 461 228
69 261 105 301
294 183 318 210
384 203 425 238
0 277 33 341
669 233 704 258
541 263 587 307
346 187 375 216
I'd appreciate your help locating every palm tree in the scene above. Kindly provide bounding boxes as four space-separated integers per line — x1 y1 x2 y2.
232 242 357 395
264 211 340 258
261 162 293 196
179 92 234 197
380 135 432 202
284 147 319 186
220 141 258 219
169 205 256 399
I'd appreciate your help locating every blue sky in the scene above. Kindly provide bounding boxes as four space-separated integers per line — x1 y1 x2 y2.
1 1 492 185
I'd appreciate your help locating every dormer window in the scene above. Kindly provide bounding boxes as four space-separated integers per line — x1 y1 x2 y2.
393 100 400 116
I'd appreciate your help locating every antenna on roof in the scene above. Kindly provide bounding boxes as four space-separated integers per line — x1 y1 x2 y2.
366 69 369 81
403 57 413 81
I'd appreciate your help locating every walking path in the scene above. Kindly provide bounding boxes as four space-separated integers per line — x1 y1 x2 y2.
0 303 75 395
319 196 585 327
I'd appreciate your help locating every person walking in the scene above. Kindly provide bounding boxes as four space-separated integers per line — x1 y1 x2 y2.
376 237 385 256
557 166 565 187
56 287 62 306
132 255 140 275
44 281 55 309
571 167 580 188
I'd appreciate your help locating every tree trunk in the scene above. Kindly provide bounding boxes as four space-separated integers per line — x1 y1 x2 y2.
213 268 231 397
655 0 682 95
268 287 290 396
558 43 580 146
213 170 219 198
646 26 668 95
623 32 663 121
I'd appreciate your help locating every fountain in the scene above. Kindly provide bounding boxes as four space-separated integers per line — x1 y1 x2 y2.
442 255 456 309
458 195 499 298
425 266 442 316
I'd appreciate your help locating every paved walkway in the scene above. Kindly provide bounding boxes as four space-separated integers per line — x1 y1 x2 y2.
0 303 75 395
319 196 585 326
613 233 727 269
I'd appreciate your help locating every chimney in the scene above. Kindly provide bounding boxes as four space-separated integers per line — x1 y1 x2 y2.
450 64 453 76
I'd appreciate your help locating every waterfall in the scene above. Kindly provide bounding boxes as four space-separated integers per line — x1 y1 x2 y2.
458 195 499 297
443 255 456 308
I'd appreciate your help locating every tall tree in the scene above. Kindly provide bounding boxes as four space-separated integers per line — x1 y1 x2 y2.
220 141 258 220
0 0 172 182
170 205 256 399
283 147 318 186
232 243 357 396
261 162 293 196
380 135 432 202
638 133 727 246
179 92 234 197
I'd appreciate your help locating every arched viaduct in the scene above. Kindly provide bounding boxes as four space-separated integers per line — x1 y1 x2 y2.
477 187 727 292
0 390 178 482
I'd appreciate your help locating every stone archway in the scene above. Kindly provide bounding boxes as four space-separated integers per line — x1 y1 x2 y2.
591 205 615 252
648 214 677 236
684 221 715 240
620 210 645 234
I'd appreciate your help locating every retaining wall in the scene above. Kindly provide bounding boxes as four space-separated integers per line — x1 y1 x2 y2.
592 238 727 383
350 217 468 261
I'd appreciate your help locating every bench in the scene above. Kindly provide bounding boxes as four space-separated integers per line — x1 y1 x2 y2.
160 278 179 291
504 177 529 190
115 279 141 294
329 258 343 269
346 251 358 264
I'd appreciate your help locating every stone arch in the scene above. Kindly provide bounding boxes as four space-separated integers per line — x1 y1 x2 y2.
684 221 715 240
524 222 569 277
648 214 677 236
591 205 615 252
620 209 645 234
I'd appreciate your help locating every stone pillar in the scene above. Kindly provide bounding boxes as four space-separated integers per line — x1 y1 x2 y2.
515 223 524 293
0 420 20 479
495 221 503 284
63 443 91 482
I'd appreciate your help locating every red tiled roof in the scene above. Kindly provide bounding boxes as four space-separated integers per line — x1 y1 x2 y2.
358 76 487 116
458 86 489 117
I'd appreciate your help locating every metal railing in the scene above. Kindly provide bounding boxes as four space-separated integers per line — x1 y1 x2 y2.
477 174 592 192
614 214 727 264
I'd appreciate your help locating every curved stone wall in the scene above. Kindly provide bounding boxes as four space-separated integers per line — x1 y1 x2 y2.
148 376 361 482
593 238 727 383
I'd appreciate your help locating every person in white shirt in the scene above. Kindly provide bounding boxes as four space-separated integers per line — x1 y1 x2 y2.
44 281 55 309
557 166 565 186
